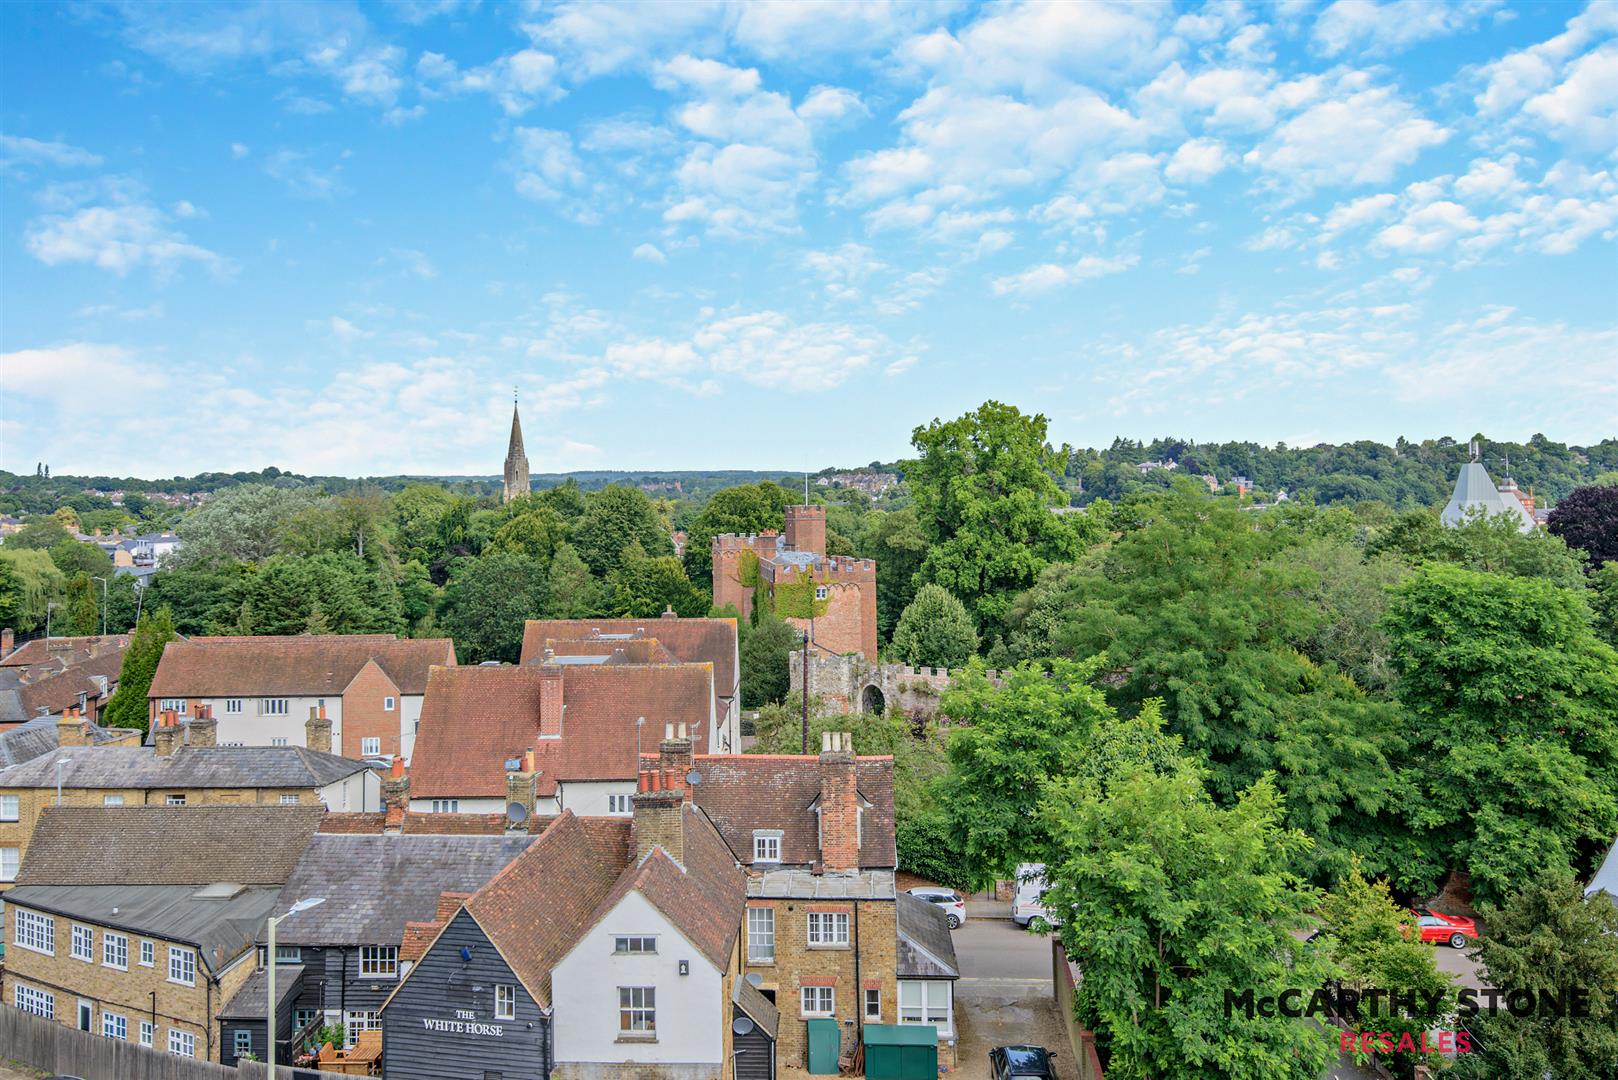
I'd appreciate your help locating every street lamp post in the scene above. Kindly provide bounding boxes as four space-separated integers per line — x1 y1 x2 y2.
267 897 325 1077
91 576 108 636
45 600 58 640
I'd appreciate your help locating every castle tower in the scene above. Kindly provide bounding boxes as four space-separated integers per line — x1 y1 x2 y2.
502 392 530 503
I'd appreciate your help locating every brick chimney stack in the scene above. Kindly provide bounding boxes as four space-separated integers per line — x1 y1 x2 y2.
506 748 538 817
56 706 93 748
1 627 13 658
152 709 181 756
305 705 332 755
186 703 217 748
818 730 860 874
632 769 687 866
538 669 564 738
658 722 693 775
381 756 410 826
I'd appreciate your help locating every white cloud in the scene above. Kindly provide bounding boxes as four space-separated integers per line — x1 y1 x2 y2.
1321 192 1399 235
418 48 563 115
387 248 437 279
509 127 587 201
992 252 1138 296
530 1 725 79
1313 0 1503 57
230 142 250 159
804 243 886 303
1 343 159 402
264 149 346 199
796 86 867 127
25 185 224 277
632 242 668 264
1 134 103 170
1164 137 1230 184
1244 83 1449 194
1522 42 1618 153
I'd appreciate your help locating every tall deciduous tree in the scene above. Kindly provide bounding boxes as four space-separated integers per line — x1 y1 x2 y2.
172 484 317 567
543 542 602 619
1547 484 1618 568
891 584 978 668
1385 564 1618 904
572 485 674 578
856 507 928 643
681 482 796 583
606 543 705 618
1451 873 1618 1079
907 401 1094 632
739 614 799 708
437 552 547 663
102 607 177 731
61 572 101 635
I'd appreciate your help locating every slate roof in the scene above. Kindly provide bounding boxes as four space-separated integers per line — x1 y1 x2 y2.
218 964 305 1019
519 617 739 704
535 638 677 664
1441 461 1535 533
149 635 454 698
733 976 780 1039
1587 835 1618 901
896 892 960 979
0 713 135 767
266 833 537 947
461 813 633 1007
0 744 371 791
688 754 897 869
0 647 127 726
410 663 713 799
17 805 323 886
3 884 280 976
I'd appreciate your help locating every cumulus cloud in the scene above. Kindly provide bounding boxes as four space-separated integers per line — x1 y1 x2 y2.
992 252 1139 296
1312 0 1503 57
1 134 103 170
2 343 158 402
417 48 563 115
509 127 587 202
1244 83 1449 195
25 184 224 277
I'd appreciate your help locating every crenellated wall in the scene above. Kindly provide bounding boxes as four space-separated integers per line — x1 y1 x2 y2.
789 652 1001 721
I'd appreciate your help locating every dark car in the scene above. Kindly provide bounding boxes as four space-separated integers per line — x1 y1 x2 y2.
990 1045 1057 1080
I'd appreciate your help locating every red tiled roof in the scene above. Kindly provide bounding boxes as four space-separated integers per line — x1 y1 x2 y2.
409 663 714 799
519 617 738 704
536 638 676 664
319 812 386 834
465 813 633 1007
689 754 897 869
400 812 507 835
1 635 129 668
148 635 454 698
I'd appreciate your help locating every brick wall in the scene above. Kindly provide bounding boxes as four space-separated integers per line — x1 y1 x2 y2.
0 905 252 1062
340 660 402 759
741 898 898 1069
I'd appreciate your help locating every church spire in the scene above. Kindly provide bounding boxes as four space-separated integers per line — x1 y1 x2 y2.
502 388 530 503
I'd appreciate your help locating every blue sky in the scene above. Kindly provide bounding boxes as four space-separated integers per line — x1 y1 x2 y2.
2 1 1614 479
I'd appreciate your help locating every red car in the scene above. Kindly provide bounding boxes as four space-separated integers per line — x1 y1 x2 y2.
1411 907 1478 948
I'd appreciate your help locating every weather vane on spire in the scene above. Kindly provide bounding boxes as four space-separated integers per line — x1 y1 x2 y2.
514 384 519 405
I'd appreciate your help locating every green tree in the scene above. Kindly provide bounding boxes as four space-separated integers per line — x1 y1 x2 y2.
489 507 566 564
392 483 457 563
543 542 602 619
6 517 74 550
1316 863 1451 1077
236 553 404 636
1368 507 1586 587
61 572 101 635
572 485 674 578
172 484 317 567
102 607 177 731
739 614 799 708
1385 564 1618 904
1043 760 1336 1080
907 402 1096 632
0 557 22 631
938 659 1120 885
857 507 928 643
1451 874 1618 1080
890 584 978 668
438 552 547 663
1589 561 1618 648
682 482 796 583
47 539 114 578
606 543 705 618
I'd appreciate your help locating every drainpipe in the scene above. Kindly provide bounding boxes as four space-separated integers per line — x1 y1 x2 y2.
853 901 863 1049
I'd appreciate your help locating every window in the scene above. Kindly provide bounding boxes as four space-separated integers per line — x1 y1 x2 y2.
431 799 460 814
899 981 951 1029
14 908 54 954
165 794 187 806
865 988 881 1020
103 1012 128 1039
815 585 829 600
752 831 782 863
71 924 94 961
0 794 17 821
225 698 243 714
295 1008 319 1031
104 932 129 970
280 794 300 805
262 698 289 716
384 696 396 711
159 699 187 714
233 1030 252 1058
168 945 197 986
807 911 850 947
607 793 632 815
746 907 775 963
102 794 124 806
271 737 288 747
276 946 301 962
495 984 516 1020
344 1011 380 1048
618 986 655 1034
0 845 18 882
801 986 834 1017
139 1020 154 1047
359 945 398 978
614 935 657 955
14 984 54 1018
361 737 381 757
168 1029 196 1057
140 940 154 966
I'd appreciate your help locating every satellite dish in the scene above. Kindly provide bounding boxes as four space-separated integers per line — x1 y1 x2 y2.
506 801 529 825
685 769 703 786
745 972 763 987
733 1017 755 1036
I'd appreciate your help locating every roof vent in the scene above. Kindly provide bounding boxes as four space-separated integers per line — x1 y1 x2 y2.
191 882 247 901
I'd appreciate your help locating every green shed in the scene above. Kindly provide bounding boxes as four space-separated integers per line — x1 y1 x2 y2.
863 1023 938 1080
806 1018 842 1075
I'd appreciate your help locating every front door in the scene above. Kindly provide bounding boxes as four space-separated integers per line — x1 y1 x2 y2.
77 999 92 1031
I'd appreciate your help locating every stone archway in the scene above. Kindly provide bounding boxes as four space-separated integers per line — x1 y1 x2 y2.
860 683 886 715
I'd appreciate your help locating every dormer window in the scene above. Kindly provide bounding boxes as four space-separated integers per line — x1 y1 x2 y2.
752 830 782 863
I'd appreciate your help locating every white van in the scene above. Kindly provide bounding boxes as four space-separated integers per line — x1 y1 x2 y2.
1011 863 1056 927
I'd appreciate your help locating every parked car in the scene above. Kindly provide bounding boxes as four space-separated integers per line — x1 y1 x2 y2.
990 1045 1057 1080
1410 907 1478 948
1012 863 1057 927
907 886 967 929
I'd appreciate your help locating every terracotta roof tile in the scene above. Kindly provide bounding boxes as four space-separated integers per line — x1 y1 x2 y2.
149 635 454 698
318 812 386 834
0 635 128 668
400 812 507 834
520 617 737 709
689 754 897 869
